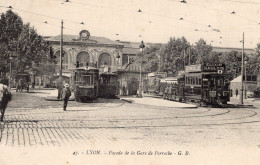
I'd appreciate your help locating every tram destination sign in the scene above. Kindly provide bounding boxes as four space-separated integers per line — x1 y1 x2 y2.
202 63 225 72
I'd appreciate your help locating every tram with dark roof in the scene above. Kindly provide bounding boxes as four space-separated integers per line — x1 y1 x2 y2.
150 63 230 106
182 63 230 105
71 66 99 102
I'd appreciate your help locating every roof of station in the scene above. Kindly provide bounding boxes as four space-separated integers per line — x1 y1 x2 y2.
45 35 124 46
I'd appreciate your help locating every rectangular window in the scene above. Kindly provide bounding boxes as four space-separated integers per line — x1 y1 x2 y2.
82 75 92 86
246 76 251 81
122 54 128 65
252 75 257 81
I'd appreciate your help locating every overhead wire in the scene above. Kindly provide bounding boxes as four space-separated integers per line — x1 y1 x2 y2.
219 0 260 5
1 1 259 47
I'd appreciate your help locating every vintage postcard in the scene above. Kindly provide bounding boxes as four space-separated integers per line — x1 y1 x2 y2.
0 0 259 164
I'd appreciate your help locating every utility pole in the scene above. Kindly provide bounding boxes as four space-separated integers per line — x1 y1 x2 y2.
188 46 191 65
60 20 63 79
183 49 186 70
240 32 244 105
9 56 12 89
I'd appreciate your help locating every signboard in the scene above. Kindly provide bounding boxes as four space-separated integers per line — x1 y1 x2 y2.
185 65 201 72
202 63 225 72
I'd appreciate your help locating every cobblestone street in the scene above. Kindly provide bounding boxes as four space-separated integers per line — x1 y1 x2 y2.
0 90 260 164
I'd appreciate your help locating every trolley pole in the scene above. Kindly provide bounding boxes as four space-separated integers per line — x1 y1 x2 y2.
60 20 63 79
239 32 244 105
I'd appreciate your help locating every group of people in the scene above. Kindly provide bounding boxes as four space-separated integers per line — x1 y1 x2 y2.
0 83 12 122
163 84 175 99
16 80 35 93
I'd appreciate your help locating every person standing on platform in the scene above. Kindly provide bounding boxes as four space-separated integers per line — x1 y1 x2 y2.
235 88 238 97
61 83 71 111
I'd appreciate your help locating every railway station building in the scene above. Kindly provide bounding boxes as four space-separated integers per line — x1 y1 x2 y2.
42 29 259 96
43 30 148 95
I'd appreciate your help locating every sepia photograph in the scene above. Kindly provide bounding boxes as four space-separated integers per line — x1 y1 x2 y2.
0 0 259 164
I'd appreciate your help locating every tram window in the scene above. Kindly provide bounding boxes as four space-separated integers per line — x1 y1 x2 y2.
252 75 257 81
82 75 92 86
246 76 251 81
199 78 202 85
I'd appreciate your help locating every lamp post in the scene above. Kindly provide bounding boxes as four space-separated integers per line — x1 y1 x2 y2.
244 56 248 99
9 56 13 90
239 32 244 105
139 40 145 98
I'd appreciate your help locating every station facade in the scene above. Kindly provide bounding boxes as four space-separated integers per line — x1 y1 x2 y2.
43 30 147 95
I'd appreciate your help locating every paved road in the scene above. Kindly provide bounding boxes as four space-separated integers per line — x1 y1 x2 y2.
0 90 259 164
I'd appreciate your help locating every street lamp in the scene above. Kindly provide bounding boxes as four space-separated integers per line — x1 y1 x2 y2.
139 40 145 98
8 55 16 90
244 56 248 99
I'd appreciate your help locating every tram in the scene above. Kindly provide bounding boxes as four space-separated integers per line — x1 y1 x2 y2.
72 66 99 102
183 63 230 105
149 63 230 106
99 73 118 98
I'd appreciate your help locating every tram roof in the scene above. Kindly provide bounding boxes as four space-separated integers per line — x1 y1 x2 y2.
76 66 99 71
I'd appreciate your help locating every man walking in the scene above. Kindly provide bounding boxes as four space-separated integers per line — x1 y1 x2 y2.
61 83 71 111
0 83 12 122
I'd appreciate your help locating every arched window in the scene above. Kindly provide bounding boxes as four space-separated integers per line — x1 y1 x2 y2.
54 50 68 69
77 51 90 67
98 53 111 67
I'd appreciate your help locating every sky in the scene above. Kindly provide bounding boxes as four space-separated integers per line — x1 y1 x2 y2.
1 0 260 48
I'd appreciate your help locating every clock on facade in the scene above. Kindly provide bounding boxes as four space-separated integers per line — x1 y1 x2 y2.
79 30 90 40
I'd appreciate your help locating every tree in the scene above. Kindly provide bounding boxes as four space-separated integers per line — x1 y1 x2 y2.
0 10 50 78
194 39 213 64
160 37 190 75
0 10 23 76
218 51 242 80
134 45 161 72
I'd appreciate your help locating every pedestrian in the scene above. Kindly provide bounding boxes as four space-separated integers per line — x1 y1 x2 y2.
32 82 35 90
163 86 168 99
61 83 71 111
235 88 238 97
0 84 12 122
122 85 126 96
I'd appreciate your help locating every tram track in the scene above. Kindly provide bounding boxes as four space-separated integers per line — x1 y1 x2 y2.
4 102 126 116
3 107 230 123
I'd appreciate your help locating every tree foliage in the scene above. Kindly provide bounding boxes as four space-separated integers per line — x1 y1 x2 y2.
160 37 190 75
0 10 50 77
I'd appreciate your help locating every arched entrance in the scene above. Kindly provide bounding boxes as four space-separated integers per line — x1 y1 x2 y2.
77 51 90 67
98 53 111 67
128 77 139 95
